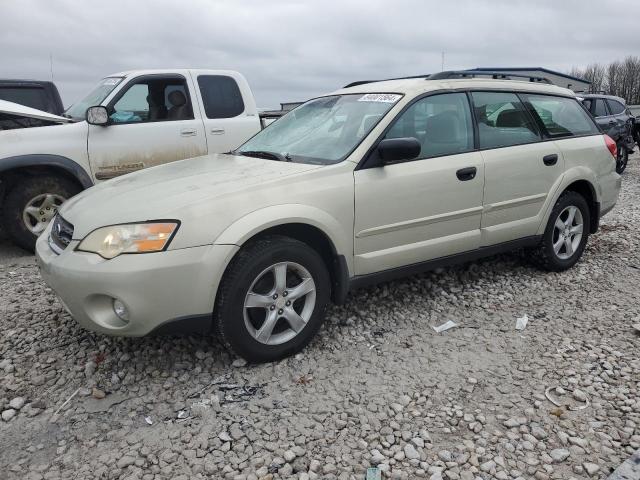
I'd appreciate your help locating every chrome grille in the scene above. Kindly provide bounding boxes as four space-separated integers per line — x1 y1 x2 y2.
49 215 74 254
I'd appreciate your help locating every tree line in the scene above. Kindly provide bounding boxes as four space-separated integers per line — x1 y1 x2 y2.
569 56 640 105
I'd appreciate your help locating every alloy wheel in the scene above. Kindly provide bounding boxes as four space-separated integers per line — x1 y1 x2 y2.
22 193 66 235
552 205 584 260
243 261 316 345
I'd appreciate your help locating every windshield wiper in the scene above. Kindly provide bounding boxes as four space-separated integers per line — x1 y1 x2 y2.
237 150 291 162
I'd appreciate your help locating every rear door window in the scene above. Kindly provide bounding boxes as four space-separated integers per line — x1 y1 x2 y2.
593 99 609 117
471 91 541 149
606 99 626 115
524 94 599 137
197 75 245 119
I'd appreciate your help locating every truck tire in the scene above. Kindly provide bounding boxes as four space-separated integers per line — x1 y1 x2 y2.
214 235 331 363
530 191 590 272
2 175 81 252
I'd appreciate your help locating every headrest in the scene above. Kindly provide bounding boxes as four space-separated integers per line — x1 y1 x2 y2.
496 109 527 128
168 90 187 107
425 111 460 143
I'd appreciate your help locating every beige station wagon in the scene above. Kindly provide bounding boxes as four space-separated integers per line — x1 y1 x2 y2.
36 72 621 362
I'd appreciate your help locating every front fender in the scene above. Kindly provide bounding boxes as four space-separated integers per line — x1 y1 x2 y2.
214 203 353 271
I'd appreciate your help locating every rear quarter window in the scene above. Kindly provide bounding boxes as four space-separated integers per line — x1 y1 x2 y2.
524 94 599 138
606 99 626 115
197 75 245 119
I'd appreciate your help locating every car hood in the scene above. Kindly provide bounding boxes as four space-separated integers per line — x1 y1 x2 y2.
61 153 324 240
0 99 71 123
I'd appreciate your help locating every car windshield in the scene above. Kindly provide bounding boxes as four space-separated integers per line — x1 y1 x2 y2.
64 77 124 120
236 93 402 164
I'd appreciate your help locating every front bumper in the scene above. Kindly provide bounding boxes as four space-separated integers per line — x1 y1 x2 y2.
35 223 238 336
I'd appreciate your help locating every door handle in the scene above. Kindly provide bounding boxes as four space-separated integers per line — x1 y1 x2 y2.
608 120 616 125
456 166 477 181
543 154 558 166
210 128 225 135
180 128 197 137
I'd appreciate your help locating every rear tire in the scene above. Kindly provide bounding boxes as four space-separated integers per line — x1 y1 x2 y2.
616 144 628 174
2 175 80 252
530 191 590 272
214 235 331 363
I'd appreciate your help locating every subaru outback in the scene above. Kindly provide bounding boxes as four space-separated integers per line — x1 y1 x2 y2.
36 72 621 362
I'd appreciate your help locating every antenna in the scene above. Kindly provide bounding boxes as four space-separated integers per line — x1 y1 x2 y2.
441 52 445 72
50 53 54 82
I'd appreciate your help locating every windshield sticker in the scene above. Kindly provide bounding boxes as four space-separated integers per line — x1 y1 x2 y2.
103 77 122 86
358 93 402 103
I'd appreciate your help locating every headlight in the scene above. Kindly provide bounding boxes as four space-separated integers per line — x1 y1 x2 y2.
77 221 179 259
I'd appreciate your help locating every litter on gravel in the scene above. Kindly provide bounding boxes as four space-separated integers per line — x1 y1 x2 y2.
515 314 529 330
432 320 457 333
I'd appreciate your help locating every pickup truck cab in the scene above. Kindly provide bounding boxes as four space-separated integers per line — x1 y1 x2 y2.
0 69 262 250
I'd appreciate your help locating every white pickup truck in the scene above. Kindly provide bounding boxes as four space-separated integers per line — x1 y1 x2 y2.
0 69 269 250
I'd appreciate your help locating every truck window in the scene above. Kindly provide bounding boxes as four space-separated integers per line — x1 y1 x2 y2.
524 94 599 138
109 77 194 124
0 87 48 111
197 75 245 119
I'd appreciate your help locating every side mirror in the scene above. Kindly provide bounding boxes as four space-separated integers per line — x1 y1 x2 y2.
376 137 421 165
86 106 109 126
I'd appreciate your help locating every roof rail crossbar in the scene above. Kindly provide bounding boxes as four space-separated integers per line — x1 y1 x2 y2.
427 70 551 84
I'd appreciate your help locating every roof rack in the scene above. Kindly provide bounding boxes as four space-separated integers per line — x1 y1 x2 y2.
431 70 551 83
343 70 551 88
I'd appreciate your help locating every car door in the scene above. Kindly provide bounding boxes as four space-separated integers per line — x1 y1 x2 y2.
590 98 616 138
472 91 564 246
191 73 261 153
87 74 207 181
606 99 630 143
354 92 484 275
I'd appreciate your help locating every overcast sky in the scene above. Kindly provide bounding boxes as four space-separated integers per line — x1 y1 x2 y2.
1 0 638 109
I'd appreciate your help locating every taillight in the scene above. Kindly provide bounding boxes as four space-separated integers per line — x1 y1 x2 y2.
604 135 617 158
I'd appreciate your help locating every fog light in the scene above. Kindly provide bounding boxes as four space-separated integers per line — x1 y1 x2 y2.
113 299 129 322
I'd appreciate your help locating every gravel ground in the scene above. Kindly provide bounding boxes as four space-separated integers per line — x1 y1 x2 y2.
1 155 639 480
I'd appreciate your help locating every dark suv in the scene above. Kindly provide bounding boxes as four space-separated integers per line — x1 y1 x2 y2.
0 79 64 131
579 94 635 173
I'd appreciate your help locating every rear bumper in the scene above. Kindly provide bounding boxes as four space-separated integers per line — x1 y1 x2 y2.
35 223 238 336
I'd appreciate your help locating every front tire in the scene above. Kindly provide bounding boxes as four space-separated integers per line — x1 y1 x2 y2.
214 235 331 363
2 175 80 252
531 191 590 272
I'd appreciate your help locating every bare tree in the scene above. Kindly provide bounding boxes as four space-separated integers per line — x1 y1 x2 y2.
570 56 640 104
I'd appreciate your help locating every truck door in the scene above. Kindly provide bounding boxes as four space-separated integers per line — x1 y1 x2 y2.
87 74 207 181
190 73 261 153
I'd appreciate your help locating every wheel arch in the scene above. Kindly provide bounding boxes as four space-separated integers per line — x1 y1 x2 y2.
214 206 353 305
540 172 600 235
0 154 93 195
563 179 599 233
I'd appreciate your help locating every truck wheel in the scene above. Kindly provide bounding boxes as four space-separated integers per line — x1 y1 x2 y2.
616 144 628 174
530 191 590 272
2 175 80 252
214 235 331 363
